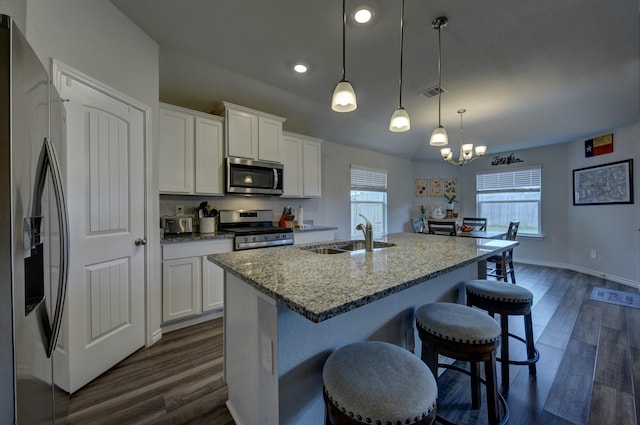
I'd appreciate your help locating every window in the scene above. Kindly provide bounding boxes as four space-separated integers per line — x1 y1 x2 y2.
350 165 387 239
476 166 542 236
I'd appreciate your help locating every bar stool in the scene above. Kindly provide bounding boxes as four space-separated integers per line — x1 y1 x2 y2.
322 341 437 425
415 302 508 425
466 279 540 395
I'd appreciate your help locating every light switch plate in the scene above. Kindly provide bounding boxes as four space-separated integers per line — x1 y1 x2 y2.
176 205 184 216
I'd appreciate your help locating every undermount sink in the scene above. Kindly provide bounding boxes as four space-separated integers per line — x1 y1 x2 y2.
303 240 396 254
306 247 347 255
335 241 396 251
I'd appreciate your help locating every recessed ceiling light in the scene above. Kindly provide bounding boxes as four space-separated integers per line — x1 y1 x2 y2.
293 63 308 73
353 7 373 24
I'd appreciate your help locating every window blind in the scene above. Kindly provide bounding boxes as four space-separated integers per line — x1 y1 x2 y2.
350 165 387 190
476 166 541 191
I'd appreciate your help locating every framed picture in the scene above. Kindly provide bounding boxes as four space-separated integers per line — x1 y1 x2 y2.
430 178 443 197
573 159 633 205
415 178 428 197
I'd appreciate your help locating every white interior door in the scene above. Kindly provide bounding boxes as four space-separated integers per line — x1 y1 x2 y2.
58 72 145 393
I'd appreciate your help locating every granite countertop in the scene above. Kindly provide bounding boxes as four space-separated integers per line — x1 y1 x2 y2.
161 232 234 244
208 233 518 323
160 225 337 244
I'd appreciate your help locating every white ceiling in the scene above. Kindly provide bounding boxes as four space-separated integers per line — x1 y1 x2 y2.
110 0 639 160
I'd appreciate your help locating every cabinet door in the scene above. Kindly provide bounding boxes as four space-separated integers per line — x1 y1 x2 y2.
159 107 194 193
226 108 258 159
202 255 224 312
281 135 303 197
257 115 283 163
162 257 201 322
303 139 322 197
194 116 224 195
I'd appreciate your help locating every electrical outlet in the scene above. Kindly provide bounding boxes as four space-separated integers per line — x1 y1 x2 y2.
261 333 273 374
176 205 184 216
591 249 597 259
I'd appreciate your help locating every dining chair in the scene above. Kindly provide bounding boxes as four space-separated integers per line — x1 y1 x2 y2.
487 221 519 283
412 217 427 233
462 217 487 231
427 220 457 236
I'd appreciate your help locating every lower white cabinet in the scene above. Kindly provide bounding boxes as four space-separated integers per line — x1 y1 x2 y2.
162 239 232 323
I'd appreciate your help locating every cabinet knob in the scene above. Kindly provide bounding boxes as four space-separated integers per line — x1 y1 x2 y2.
135 238 147 246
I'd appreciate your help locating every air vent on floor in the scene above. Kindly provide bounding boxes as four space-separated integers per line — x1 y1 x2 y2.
420 85 447 98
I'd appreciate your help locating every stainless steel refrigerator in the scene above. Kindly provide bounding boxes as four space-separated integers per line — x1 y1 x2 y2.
0 14 70 424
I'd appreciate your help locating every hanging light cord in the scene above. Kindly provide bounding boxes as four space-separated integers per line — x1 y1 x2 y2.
341 0 347 82
398 0 405 106
436 22 442 127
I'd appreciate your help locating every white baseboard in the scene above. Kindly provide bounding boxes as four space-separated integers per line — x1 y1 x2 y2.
150 328 162 346
225 400 244 425
161 309 223 334
516 258 640 291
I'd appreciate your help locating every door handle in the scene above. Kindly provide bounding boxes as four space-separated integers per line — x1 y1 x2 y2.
135 238 147 246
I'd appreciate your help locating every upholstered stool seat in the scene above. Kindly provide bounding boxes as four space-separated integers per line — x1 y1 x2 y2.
466 279 540 394
322 341 437 425
415 302 508 425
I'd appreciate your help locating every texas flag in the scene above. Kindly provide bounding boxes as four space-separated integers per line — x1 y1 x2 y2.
585 133 613 157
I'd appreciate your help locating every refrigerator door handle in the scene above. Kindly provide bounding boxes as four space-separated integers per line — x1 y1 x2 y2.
31 137 69 358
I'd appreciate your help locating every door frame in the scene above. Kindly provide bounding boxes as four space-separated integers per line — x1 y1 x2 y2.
51 60 159 348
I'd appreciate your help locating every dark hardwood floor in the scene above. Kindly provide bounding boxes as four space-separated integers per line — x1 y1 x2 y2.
69 264 640 424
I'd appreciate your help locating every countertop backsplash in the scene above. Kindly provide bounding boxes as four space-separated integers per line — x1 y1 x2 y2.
159 194 324 227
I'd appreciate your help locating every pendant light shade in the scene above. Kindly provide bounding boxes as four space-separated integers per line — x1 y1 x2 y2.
390 107 410 132
332 0 357 112
332 80 357 112
389 0 410 132
429 16 448 146
430 126 448 146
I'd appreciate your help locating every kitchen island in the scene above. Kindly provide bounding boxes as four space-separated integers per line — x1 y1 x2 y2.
208 232 518 425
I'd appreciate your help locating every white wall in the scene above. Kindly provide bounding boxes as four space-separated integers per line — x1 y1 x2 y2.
24 0 162 342
0 0 25 30
567 123 640 286
320 140 414 240
431 125 639 287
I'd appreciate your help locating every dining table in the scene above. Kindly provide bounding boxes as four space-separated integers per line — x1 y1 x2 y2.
456 230 507 239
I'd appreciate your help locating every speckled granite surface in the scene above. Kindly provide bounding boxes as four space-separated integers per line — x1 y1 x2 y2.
208 233 518 323
161 232 234 244
160 225 337 244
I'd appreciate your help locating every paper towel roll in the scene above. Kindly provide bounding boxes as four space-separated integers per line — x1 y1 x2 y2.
297 205 304 228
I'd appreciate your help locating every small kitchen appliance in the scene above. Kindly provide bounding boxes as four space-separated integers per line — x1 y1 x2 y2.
161 216 193 234
219 209 293 250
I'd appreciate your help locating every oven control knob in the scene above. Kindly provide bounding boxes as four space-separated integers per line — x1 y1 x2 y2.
244 237 249 242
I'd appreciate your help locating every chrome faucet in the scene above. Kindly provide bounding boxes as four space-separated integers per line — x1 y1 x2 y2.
356 213 373 252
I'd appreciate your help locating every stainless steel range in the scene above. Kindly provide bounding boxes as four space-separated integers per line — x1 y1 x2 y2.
219 209 293 251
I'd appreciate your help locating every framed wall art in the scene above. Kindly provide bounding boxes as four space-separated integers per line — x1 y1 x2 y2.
573 159 633 205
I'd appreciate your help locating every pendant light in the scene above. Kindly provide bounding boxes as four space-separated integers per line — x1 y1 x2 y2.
440 109 487 166
389 0 410 132
331 0 357 112
429 16 448 146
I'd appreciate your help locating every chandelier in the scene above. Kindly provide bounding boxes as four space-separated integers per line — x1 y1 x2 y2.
440 109 487 166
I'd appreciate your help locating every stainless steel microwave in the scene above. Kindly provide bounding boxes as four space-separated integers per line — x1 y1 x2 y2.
226 157 283 195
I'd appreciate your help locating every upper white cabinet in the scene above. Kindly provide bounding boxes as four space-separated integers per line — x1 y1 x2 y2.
159 103 224 195
216 101 285 163
282 131 323 198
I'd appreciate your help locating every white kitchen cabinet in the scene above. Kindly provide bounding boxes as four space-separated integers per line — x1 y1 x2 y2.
282 131 323 198
162 257 200 322
159 103 224 195
162 239 233 324
216 101 285 163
